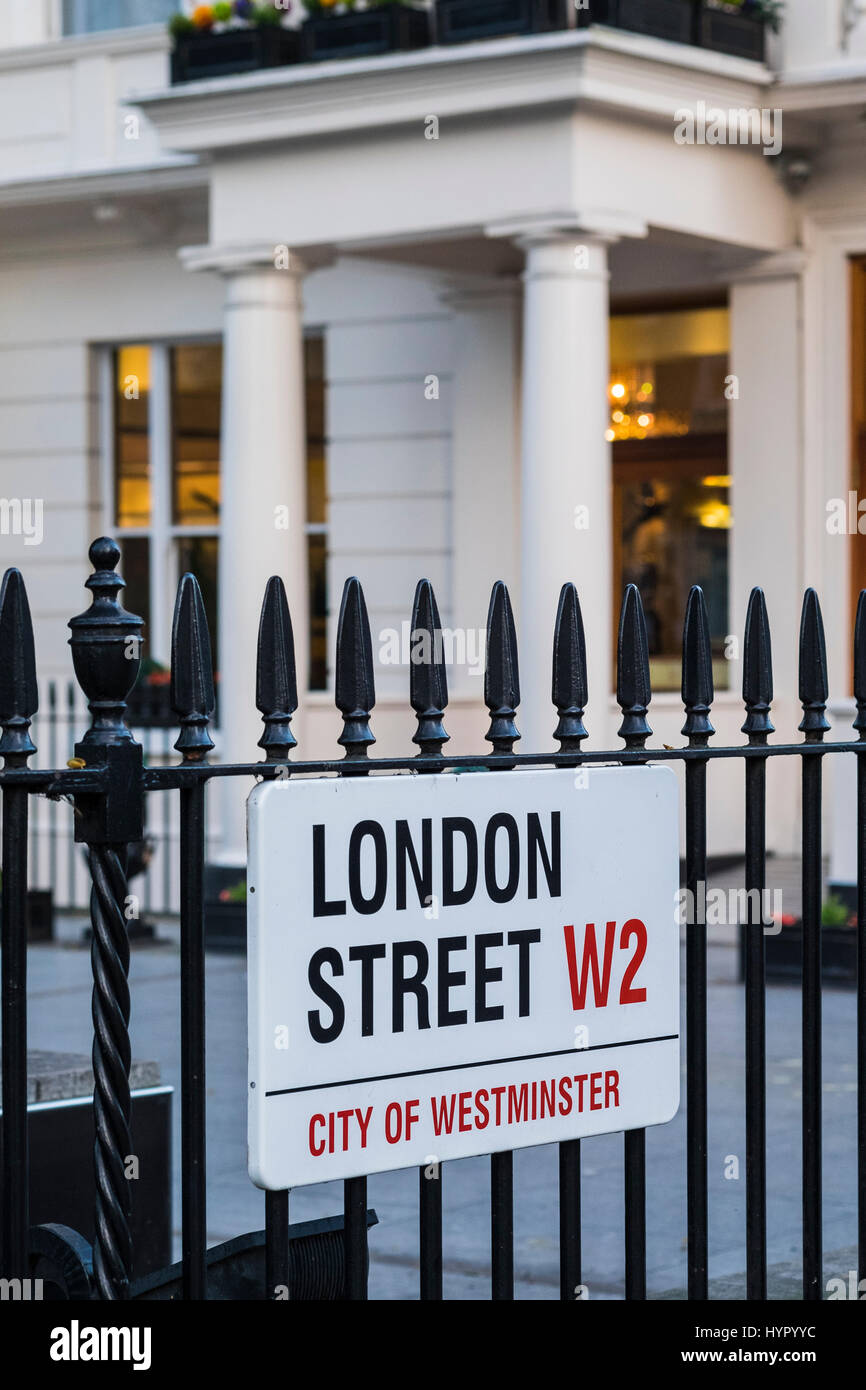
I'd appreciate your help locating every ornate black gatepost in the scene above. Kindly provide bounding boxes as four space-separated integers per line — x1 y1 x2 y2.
68 538 144 1300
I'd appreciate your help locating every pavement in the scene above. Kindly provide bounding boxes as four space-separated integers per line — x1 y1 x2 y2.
26 903 861 1300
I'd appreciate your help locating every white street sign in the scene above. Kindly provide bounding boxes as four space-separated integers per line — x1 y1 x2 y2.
247 765 680 1189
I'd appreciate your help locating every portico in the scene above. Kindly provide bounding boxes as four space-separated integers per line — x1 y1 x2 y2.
131 26 802 864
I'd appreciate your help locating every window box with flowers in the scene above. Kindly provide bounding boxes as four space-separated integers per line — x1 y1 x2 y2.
124 659 176 728
698 0 781 62
435 0 567 46
738 894 859 988
204 869 247 951
577 0 780 61
169 2 300 85
300 0 431 63
575 0 696 46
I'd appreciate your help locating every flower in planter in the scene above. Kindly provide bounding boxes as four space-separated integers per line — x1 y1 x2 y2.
169 12 196 35
255 1 289 22
137 657 171 689
192 4 215 28
707 0 784 32
213 1 234 20
218 879 247 903
234 0 256 14
821 893 852 928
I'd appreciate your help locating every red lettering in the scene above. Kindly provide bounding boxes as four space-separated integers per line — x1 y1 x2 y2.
508 1083 529 1124
309 1114 326 1157
491 1085 506 1125
458 1091 472 1132
574 1073 588 1110
405 1098 420 1138
541 1079 556 1118
356 1106 373 1148
619 919 648 1004
475 1088 489 1128
558 1075 573 1116
430 1092 456 1136
590 1073 602 1110
564 922 616 1009
385 1101 402 1143
605 1070 620 1107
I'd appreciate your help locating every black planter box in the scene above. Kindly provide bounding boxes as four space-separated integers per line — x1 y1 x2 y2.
27 889 53 943
698 3 765 61
738 921 858 987
300 6 431 62
0 1052 171 1284
125 679 175 729
577 0 695 45
0 891 54 943
171 26 300 84
204 865 246 952
437 0 566 43
205 899 247 952
578 0 766 60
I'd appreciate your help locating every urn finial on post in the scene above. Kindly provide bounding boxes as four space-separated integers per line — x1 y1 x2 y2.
68 538 143 746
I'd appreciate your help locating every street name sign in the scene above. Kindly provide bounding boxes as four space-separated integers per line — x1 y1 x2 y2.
247 765 680 1189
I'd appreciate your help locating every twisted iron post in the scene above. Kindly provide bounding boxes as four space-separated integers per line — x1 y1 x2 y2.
69 538 144 1300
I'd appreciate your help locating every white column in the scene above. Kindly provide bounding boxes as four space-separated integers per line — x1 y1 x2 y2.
729 251 805 859
443 278 521 703
518 233 613 751
182 244 311 864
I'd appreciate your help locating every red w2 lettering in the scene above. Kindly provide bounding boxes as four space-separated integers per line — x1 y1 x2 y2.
562 920 648 1009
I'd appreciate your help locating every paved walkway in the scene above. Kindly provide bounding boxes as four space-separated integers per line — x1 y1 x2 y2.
27 897 859 1300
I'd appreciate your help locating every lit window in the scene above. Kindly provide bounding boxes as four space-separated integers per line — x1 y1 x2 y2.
610 306 731 692
109 335 329 714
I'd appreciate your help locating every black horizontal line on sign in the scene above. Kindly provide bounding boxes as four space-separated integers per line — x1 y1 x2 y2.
264 1034 680 1098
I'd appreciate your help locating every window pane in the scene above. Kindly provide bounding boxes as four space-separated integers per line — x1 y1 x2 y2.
306 335 326 525
614 462 730 691
119 536 151 661
176 537 219 680
172 345 222 527
308 534 327 692
114 346 151 528
63 0 175 35
608 308 729 441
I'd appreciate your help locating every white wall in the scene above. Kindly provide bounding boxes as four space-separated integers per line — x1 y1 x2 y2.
0 25 169 180
781 0 866 71
0 245 223 676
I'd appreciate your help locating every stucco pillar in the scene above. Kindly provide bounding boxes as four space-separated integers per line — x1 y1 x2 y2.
517 232 614 752
729 250 806 859
442 277 521 705
181 243 311 864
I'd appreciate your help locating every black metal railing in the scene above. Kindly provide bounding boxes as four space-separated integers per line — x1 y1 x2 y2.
0 535 863 1301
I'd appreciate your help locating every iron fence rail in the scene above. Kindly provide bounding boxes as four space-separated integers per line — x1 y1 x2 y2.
0 535 865 1303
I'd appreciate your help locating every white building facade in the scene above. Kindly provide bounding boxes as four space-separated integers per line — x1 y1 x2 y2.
1 1 865 882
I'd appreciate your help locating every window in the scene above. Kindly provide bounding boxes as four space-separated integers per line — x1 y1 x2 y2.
62 0 176 34
609 306 731 691
108 335 328 705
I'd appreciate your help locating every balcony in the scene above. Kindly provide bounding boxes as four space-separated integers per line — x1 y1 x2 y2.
166 0 771 85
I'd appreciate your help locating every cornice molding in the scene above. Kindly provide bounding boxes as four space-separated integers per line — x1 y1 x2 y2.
131 28 771 156
0 23 168 71
180 240 335 275
485 210 648 243
724 247 809 284
0 159 204 210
